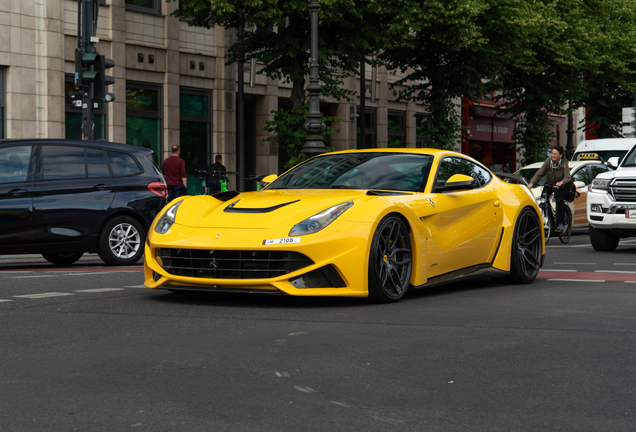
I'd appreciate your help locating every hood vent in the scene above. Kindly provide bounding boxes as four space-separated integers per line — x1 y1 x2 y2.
223 199 300 214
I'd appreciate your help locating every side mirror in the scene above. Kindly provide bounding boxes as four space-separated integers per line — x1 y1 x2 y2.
573 181 585 189
606 157 620 169
260 174 278 189
438 174 475 192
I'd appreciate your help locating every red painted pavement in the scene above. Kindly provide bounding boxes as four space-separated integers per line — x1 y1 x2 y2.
538 271 636 281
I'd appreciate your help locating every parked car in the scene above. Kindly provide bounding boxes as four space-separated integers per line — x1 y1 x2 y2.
145 149 544 303
514 158 613 228
0 139 167 266
587 144 636 251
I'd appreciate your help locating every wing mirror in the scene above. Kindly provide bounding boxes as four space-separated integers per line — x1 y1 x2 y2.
260 174 278 190
437 174 475 192
606 157 620 169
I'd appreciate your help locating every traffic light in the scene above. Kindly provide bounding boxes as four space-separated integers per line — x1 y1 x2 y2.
75 49 99 87
93 54 116 102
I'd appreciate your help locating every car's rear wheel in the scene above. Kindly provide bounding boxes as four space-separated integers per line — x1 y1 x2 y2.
97 216 145 266
41 252 84 266
367 215 412 303
589 225 619 251
506 208 542 284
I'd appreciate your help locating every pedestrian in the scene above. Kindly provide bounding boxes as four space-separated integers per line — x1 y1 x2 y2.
528 144 571 232
163 145 187 202
205 154 226 195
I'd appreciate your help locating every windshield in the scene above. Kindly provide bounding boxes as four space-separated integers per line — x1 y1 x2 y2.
622 145 636 167
268 152 434 192
515 167 542 184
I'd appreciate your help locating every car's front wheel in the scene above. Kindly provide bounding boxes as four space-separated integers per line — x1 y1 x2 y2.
367 215 412 303
507 208 542 284
97 216 145 266
41 252 84 266
589 225 619 251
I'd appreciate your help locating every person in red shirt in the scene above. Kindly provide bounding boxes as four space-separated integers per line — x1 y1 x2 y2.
163 145 187 202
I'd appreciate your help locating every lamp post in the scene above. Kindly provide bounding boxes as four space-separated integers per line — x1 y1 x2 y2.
565 67 575 160
301 0 327 156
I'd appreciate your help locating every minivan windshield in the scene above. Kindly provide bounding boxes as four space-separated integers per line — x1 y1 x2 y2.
268 152 434 192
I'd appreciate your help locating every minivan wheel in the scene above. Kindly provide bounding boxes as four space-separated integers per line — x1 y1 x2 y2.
97 216 145 266
42 252 84 266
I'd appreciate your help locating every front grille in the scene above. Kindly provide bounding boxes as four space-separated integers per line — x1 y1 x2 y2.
611 178 636 202
157 248 313 279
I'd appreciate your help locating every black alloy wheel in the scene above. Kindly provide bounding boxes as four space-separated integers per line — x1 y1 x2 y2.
367 215 412 302
41 252 84 266
506 208 543 284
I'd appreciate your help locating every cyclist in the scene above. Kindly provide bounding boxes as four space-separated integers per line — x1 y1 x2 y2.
528 145 571 232
205 154 226 195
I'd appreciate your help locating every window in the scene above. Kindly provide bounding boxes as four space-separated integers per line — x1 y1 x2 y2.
356 108 377 149
436 157 492 190
0 146 32 184
126 83 162 165
387 110 405 148
571 167 591 185
125 0 160 14
180 88 212 195
87 148 111 178
589 164 611 180
40 146 85 180
0 67 4 139
106 151 142 177
65 75 106 140
415 113 431 148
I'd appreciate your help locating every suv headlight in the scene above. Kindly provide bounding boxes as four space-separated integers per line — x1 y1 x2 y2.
289 201 353 236
155 200 183 234
590 178 611 192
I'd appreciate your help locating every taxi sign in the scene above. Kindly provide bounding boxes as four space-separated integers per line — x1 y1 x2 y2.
575 152 600 160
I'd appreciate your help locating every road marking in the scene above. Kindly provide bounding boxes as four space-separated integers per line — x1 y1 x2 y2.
615 263 636 266
294 386 317 393
595 270 636 274
539 271 636 282
8 275 55 279
625 281 636 284
548 279 604 282
275 372 290 378
125 285 146 288
331 401 351 408
0 299 12 302
14 292 75 298
554 262 596 265
540 269 577 272
74 288 125 293
66 272 112 276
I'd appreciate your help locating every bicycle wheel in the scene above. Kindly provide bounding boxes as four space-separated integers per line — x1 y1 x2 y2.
540 204 551 245
559 206 573 244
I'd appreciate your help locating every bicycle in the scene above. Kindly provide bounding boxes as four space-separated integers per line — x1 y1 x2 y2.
535 183 572 244
195 169 239 193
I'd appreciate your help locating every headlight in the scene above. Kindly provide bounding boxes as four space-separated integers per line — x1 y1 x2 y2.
590 178 610 192
289 201 353 236
154 200 183 234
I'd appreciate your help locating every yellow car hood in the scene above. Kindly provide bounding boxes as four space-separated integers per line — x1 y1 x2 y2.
175 190 368 229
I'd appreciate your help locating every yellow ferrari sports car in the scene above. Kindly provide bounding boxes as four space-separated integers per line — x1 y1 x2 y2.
144 148 544 302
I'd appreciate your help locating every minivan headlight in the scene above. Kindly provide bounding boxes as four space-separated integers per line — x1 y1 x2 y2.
289 201 353 236
590 178 610 192
154 200 183 234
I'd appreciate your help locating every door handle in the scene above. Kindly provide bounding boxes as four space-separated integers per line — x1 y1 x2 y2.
7 188 28 196
93 184 112 190
493 200 502 207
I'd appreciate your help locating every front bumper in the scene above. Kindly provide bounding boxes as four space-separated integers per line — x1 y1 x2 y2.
143 221 375 297
587 190 636 230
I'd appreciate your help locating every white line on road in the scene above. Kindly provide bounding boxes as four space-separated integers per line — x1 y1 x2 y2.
595 270 636 274
615 263 636 266
554 262 596 265
74 288 125 293
548 279 604 282
8 275 56 279
0 299 12 302
125 285 146 288
14 292 75 298
541 269 577 272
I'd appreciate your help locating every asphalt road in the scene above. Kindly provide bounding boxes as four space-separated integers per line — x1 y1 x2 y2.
1 231 636 431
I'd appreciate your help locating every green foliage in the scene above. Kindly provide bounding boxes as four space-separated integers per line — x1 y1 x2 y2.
262 104 340 171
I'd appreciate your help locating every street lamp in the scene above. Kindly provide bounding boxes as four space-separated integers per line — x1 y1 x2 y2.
565 67 575 160
301 0 327 156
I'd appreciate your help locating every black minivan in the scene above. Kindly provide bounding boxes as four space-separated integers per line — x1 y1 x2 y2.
0 139 167 266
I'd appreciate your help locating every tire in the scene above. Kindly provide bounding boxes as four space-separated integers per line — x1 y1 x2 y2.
367 215 412 303
589 225 619 251
559 206 572 244
97 215 145 266
41 252 84 266
539 203 551 245
505 208 543 284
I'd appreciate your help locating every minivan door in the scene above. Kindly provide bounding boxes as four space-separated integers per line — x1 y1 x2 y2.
32 145 116 245
0 145 35 249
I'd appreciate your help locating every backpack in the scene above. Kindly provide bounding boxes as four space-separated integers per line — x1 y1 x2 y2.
564 181 579 202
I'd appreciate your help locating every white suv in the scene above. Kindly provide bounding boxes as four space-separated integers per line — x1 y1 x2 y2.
587 144 636 250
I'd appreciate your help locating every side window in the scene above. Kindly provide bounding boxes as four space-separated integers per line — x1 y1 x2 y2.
571 166 591 185
436 157 491 190
87 148 111 178
0 146 32 184
40 146 85 180
589 164 611 181
106 150 142 177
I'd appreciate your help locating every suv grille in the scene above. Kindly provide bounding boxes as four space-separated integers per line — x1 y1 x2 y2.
157 248 313 279
610 178 636 202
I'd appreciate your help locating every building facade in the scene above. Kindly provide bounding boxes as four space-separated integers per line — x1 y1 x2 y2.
0 0 433 193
